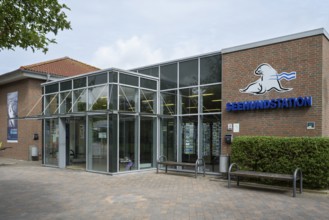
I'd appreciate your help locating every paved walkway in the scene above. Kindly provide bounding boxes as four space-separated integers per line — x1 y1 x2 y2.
0 158 328 220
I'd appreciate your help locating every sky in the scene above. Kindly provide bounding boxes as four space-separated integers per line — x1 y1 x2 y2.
1 0 329 74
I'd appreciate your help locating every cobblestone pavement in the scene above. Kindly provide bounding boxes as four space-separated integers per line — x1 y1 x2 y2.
0 158 328 220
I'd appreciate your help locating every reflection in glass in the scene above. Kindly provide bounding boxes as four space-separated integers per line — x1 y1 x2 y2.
45 83 58 94
119 86 137 112
179 59 198 87
60 81 72 91
45 94 59 115
68 117 86 168
88 115 107 172
160 117 177 161
109 84 117 111
160 63 177 90
201 84 221 113
60 91 72 114
140 117 156 169
108 114 118 172
44 118 59 166
160 91 176 115
138 66 159 77
140 78 157 90
119 115 136 172
200 55 221 84
88 73 107 86
73 78 86 89
140 89 156 114
88 85 108 111
201 115 221 172
181 116 198 165
120 74 138 86
180 88 198 114
73 89 86 112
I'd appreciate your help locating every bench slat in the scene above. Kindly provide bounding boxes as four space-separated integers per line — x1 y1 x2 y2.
230 170 297 181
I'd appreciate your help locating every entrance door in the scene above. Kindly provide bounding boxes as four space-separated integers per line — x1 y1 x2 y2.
66 117 86 169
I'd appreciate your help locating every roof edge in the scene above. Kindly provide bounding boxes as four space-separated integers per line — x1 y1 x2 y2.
221 28 329 54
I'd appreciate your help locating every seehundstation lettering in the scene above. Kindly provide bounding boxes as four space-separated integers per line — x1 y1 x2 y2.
226 96 312 112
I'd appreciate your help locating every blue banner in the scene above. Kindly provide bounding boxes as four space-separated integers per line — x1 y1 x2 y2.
7 91 18 142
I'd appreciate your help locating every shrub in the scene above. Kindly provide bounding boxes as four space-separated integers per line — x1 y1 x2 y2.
231 136 329 189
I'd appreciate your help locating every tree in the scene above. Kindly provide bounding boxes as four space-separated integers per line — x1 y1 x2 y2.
0 0 71 53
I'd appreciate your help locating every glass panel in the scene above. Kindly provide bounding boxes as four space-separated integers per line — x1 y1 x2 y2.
109 84 118 111
44 118 59 166
60 81 72 91
88 115 108 172
180 88 198 114
200 55 221 84
109 71 118 82
140 78 157 90
160 117 177 161
119 86 137 112
201 84 221 113
179 59 198 87
73 78 86 89
88 85 108 111
201 115 221 173
108 114 118 172
119 115 137 172
67 117 86 168
181 116 198 165
160 63 177 90
73 89 86 112
45 84 59 94
45 94 59 115
119 74 138 86
138 66 159 77
88 73 107 86
60 92 72 114
140 89 157 114
160 91 176 115
140 117 156 169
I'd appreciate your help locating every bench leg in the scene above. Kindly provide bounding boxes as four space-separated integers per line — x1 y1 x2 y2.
300 176 303 194
293 180 296 197
165 165 168 173
157 163 159 174
195 166 197 178
237 177 240 187
228 173 231 188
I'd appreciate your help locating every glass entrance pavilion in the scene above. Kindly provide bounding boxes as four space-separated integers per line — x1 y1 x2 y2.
42 52 222 174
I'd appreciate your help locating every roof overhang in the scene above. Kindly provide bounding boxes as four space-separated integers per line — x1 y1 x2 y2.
0 69 63 86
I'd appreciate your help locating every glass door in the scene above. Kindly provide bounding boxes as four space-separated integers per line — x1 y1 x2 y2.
66 117 86 169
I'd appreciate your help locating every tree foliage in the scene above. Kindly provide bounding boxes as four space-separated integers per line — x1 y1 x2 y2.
0 0 71 53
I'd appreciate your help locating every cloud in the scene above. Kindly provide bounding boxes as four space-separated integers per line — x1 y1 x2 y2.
91 36 164 70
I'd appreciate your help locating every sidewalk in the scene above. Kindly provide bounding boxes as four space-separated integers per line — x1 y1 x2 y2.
0 158 328 220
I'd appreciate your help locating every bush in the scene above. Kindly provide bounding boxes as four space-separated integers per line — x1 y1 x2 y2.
231 136 329 189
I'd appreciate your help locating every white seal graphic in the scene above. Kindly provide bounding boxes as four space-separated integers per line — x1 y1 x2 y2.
240 63 296 95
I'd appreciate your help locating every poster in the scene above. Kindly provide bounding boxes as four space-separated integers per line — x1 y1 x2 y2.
7 91 18 142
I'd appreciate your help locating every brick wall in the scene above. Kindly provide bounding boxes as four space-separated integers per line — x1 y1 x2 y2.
221 35 325 154
0 78 43 160
322 36 329 136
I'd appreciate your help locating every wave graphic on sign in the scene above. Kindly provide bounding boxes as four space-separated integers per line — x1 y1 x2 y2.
270 72 297 81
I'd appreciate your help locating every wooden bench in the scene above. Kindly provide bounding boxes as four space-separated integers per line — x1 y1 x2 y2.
228 163 303 197
157 156 205 178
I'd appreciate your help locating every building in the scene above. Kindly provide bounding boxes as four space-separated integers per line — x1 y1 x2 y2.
40 28 329 174
0 57 99 160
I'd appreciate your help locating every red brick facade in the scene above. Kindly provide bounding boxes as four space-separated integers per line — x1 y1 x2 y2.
222 35 328 154
0 79 43 160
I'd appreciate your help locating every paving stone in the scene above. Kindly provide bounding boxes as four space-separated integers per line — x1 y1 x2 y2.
0 158 328 220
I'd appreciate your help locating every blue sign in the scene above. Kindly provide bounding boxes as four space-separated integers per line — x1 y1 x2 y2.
226 96 312 112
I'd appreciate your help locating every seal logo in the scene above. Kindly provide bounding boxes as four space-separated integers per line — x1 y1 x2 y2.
240 63 296 95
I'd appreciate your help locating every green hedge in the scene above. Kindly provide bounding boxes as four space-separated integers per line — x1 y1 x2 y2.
231 136 329 189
